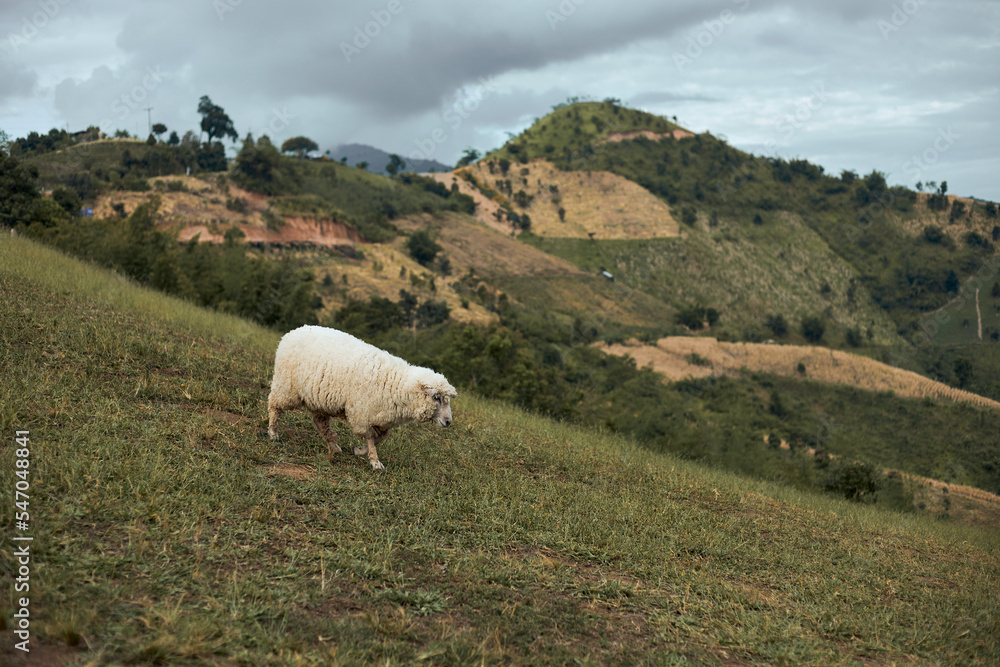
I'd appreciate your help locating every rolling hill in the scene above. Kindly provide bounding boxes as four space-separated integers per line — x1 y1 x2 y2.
2 232 999 665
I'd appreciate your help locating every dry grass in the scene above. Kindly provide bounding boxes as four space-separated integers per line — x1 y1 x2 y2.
595 129 695 143
94 177 363 247
315 239 497 326
599 336 1000 411
902 473 1000 531
457 160 682 240
892 192 999 243
394 212 584 279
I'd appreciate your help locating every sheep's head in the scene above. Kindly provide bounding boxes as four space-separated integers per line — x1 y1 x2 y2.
420 382 456 427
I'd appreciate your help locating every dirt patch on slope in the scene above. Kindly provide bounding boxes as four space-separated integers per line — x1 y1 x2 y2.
455 160 681 240
177 216 361 246
598 337 1000 411
394 213 584 278
596 129 695 143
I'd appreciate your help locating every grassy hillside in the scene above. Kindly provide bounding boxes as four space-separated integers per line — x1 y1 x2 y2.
3 234 1000 665
523 213 902 346
485 99 682 164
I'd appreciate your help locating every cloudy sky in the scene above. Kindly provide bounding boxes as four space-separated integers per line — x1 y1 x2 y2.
2 0 998 199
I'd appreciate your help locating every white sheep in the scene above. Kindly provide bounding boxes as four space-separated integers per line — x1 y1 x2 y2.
267 325 456 471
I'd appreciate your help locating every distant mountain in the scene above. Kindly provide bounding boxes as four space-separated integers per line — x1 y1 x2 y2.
330 143 451 175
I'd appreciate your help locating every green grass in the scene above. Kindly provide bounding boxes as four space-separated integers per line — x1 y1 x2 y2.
2 234 999 665
23 140 146 182
485 100 680 164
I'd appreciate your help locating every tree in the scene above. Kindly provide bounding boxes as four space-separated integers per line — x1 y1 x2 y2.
167 131 180 146
822 460 884 503
52 187 81 217
455 148 480 169
280 136 319 158
0 152 48 227
356 161 368 171
801 316 825 343
765 313 788 337
406 230 442 267
152 123 168 140
953 357 973 388
233 134 287 194
992 281 1000 299
385 153 405 176
197 95 238 144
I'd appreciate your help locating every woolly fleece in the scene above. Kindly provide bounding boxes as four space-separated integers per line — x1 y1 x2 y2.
267 326 456 469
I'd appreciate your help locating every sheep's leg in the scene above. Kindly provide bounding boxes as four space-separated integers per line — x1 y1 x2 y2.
354 430 389 471
267 405 283 441
311 412 342 457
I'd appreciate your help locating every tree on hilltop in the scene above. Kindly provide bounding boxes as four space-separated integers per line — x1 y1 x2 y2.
385 153 405 176
197 95 238 144
455 148 480 169
281 136 319 158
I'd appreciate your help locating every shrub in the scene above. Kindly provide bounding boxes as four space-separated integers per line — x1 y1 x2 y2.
406 229 442 267
801 316 826 343
821 461 885 503
765 313 788 337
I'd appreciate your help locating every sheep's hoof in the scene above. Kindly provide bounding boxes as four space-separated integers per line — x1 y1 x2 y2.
353 445 369 456
371 461 385 472
268 431 280 441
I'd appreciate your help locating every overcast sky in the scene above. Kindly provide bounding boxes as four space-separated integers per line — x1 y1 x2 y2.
2 0 998 200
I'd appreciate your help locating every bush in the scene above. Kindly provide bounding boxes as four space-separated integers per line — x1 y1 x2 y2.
765 313 788 337
801 316 826 343
406 230 442 267
52 187 82 217
821 460 885 503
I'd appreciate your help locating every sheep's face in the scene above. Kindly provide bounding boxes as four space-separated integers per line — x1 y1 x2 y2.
422 386 454 427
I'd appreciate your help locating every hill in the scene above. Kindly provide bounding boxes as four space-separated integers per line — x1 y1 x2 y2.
332 142 452 175
2 233 999 665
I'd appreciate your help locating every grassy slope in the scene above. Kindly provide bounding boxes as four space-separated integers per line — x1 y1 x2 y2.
485 100 680 163
523 212 902 345
2 235 999 665
23 139 152 189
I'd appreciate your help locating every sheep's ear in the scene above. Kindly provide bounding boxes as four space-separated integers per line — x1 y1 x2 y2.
421 384 438 397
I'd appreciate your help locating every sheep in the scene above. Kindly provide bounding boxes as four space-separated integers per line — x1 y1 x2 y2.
267 325 456 471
